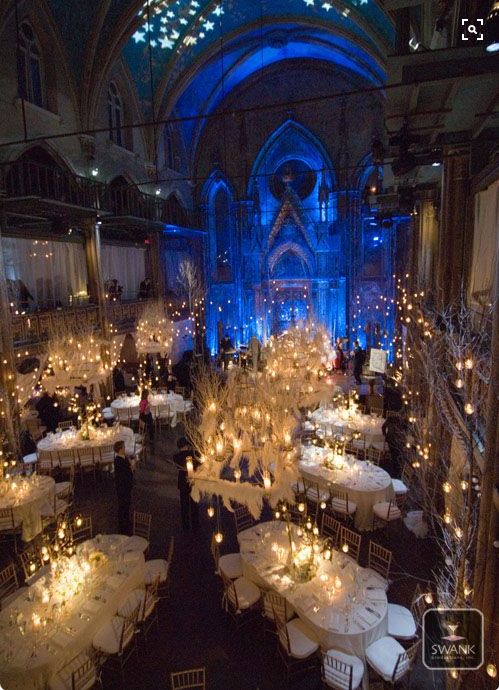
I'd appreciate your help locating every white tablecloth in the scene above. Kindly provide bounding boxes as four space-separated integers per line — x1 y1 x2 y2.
299 446 394 530
37 426 135 456
309 408 384 444
0 475 55 542
238 522 387 666
111 393 192 427
0 535 145 690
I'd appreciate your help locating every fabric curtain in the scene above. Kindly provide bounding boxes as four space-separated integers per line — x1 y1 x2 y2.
469 179 499 303
101 243 146 300
2 236 87 308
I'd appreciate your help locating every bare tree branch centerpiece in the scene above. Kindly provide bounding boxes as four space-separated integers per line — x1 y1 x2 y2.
176 258 205 353
187 323 335 537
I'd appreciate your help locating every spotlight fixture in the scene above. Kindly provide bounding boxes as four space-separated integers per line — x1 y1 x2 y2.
155 188 161 195
485 0 499 52
91 168 99 177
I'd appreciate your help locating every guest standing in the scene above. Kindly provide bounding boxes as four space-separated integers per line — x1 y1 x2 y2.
220 333 233 371
248 335 261 372
139 388 154 441
114 440 134 534
173 437 199 532
352 340 366 385
334 338 344 372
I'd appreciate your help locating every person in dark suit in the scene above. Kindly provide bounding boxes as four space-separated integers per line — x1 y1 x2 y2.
173 437 199 531
352 341 366 385
114 440 134 534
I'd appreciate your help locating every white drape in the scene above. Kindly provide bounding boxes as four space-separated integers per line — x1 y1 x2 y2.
101 243 146 299
2 237 87 308
469 179 499 302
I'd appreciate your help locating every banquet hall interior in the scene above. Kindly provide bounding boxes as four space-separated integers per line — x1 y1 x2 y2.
0 0 498 688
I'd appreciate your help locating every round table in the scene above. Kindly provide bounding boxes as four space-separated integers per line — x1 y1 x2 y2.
37 426 135 457
0 536 145 690
110 393 192 427
299 446 394 530
238 522 388 667
0 475 55 542
309 408 384 444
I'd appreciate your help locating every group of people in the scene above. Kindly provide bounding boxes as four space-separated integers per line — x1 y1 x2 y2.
333 338 366 385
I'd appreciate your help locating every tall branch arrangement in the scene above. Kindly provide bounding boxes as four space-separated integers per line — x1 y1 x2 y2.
187 323 334 519
135 300 174 357
394 283 492 610
176 258 205 352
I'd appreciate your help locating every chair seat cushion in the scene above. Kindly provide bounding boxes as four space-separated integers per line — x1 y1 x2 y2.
23 453 38 465
118 588 155 622
307 487 330 503
366 635 407 682
93 616 130 654
55 481 70 497
233 576 260 609
387 603 417 640
219 552 242 580
286 618 319 659
144 558 168 585
126 535 149 552
392 479 408 495
373 502 401 521
48 653 96 690
323 649 364 689
102 407 114 419
331 498 357 515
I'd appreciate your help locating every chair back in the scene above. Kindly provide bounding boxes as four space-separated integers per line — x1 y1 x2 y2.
143 576 160 618
220 570 239 611
392 639 421 683
119 602 141 652
158 404 171 418
71 655 96 690
38 450 55 472
77 448 94 466
410 583 427 628
0 507 17 532
71 516 93 544
58 420 73 431
233 505 255 533
368 395 384 416
57 449 75 468
263 590 287 621
367 447 383 465
321 513 341 547
330 488 351 515
0 562 18 602
323 652 355 690
116 407 130 424
99 444 115 465
133 510 151 540
368 540 392 581
19 546 42 581
339 525 361 562
170 667 206 690
210 534 220 572
272 605 291 655
129 405 140 421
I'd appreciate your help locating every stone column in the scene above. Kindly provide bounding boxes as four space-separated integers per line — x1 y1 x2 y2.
438 146 473 305
82 218 108 337
146 231 164 299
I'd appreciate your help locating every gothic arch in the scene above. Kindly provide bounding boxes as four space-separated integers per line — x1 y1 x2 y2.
268 240 315 278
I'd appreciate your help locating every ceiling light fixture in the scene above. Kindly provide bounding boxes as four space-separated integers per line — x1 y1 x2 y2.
485 0 499 52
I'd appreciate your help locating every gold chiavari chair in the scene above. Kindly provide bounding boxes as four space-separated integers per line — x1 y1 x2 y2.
273 605 319 683
233 504 256 534
367 541 392 587
339 525 361 563
321 513 342 548
70 515 93 544
170 667 206 690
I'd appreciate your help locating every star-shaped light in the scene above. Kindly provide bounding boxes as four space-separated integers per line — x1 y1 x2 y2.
204 20 215 31
322 1 332 9
160 36 174 49
142 22 154 32
213 5 224 16
180 17 188 25
171 29 180 39
167 11 175 18
150 39 157 47
132 30 146 43
304 0 314 5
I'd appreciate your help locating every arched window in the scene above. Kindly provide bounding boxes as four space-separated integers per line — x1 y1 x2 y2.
214 187 231 282
17 22 44 108
108 83 123 147
164 124 175 170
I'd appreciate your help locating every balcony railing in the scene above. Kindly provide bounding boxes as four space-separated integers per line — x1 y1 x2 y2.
3 159 101 210
2 159 190 226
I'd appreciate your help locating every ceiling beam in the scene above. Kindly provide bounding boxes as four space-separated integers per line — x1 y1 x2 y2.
473 89 499 138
